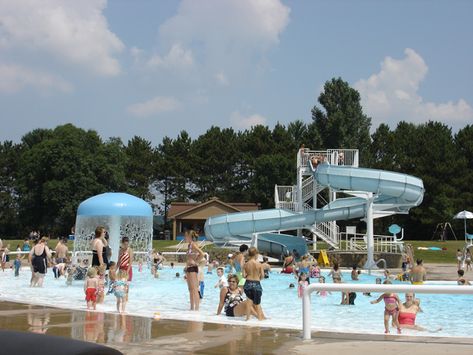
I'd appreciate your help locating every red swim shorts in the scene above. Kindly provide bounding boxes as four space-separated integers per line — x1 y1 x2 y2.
85 287 97 302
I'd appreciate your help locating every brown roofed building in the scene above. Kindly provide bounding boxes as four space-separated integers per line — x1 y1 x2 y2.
168 197 260 240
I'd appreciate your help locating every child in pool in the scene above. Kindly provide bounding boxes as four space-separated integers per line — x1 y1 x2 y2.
316 276 331 296
370 280 401 334
106 261 117 295
309 263 320 278
298 272 309 298
96 264 106 304
84 267 98 310
13 254 21 277
351 265 359 280
112 270 129 313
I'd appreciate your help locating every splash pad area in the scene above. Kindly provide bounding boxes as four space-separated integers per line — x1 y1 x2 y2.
73 192 153 263
1 266 472 338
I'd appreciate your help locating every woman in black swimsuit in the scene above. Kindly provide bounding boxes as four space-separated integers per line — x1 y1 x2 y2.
30 237 52 287
91 226 109 269
216 274 256 319
184 229 204 311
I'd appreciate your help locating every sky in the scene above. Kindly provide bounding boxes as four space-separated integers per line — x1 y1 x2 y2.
1 0 472 146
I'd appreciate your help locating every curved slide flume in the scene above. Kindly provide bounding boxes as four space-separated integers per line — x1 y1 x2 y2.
204 163 424 246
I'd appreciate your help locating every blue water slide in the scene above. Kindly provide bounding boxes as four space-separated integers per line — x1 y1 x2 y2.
204 163 424 253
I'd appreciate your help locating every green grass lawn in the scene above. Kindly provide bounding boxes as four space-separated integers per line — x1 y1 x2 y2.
407 240 467 264
2 238 469 264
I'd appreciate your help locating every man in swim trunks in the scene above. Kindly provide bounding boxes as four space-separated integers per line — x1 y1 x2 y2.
54 238 68 264
243 247 266 321
409 259 427 285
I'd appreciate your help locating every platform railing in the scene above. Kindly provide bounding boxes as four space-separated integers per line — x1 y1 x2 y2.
302 283 473 340
298 149 359 170
341 232 403 253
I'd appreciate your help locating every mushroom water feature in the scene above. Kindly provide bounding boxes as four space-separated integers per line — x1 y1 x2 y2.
73 192 153 264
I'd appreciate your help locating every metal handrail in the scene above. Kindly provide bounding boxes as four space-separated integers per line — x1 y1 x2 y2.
6 250 73 256
302 283 473 340
341 232 403 253
312 221 339 247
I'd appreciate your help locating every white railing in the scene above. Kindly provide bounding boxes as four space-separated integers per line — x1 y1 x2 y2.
302 283 473 340
312 221 339 247
7 250 73 256
277 201 298 211
275 184 296 209
297 149 359 170
298 150 328 170
174 239 186 252
348 236 365 251
71 250 152 263
301 176 314 202
341 232 403 253
326 149 359 166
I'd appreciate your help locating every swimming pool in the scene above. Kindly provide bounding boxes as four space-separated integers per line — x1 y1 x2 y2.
0 266 471 337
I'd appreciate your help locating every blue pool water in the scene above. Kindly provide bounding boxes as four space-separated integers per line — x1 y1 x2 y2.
0 266 472 337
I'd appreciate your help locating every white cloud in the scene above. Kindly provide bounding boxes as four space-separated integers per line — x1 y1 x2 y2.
214 71 229 86
0 0 124 76
148 0 290 80
127 96 181 117
146 43 194 70
354 48 473 129
160 0 290 47
230 111 267 129
0 63 72 93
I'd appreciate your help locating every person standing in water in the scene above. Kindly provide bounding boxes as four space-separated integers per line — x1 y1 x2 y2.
118 236 133 281
243 247 266 320
410 259 427 285
30 237 52 287
184 229 204 311
233 244 249 287
91 226 109 269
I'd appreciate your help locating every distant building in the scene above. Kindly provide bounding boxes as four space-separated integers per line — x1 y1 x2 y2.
168 197 260 240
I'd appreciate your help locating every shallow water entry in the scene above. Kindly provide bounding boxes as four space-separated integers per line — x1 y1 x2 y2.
0 267 471 337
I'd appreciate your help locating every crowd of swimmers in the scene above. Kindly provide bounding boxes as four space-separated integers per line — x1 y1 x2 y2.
0 227 143 314
3 233 471 334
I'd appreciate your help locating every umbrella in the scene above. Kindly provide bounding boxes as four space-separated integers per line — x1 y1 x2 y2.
454 210 473 238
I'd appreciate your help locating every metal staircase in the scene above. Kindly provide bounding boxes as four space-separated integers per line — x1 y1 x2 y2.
275 174 341 248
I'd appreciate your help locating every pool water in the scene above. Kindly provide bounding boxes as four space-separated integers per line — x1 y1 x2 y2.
0 266 471 337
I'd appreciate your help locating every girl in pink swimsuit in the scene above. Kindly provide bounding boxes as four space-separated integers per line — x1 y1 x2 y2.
370 280 401 334
316 276 331 297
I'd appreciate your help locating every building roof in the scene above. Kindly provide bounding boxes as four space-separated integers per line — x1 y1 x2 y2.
168 197 260 219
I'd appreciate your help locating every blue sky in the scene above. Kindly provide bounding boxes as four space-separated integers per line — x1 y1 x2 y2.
1 0 472 146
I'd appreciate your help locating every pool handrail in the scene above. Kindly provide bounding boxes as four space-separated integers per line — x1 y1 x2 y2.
302 283 473 340
7 250 73 256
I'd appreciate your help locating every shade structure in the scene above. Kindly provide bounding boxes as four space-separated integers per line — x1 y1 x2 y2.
74 193 153 263
453 210 473 241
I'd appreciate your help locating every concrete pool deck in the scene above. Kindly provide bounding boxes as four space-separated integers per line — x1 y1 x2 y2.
1 300 472 355
1 263 471 354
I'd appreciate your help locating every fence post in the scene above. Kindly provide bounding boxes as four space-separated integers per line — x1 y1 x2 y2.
302 289 312 340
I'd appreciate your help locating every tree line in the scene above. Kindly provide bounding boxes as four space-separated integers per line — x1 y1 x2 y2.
1 78 472 240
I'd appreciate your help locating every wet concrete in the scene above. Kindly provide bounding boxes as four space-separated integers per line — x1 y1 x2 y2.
1 300 473 355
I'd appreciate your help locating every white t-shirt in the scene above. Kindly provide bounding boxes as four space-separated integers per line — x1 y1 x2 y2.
217 274 228 289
